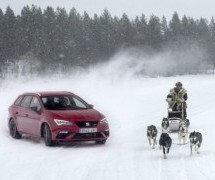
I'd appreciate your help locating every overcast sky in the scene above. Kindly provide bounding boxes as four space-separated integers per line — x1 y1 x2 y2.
1 0 215 20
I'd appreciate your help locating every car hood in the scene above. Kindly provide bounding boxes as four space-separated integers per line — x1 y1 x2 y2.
48 109 104 122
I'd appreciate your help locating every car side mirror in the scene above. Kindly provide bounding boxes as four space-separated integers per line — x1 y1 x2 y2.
31 106 41 113
89 104 94 109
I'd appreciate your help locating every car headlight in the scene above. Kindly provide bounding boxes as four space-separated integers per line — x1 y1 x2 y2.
99 118 108 124
54 119 73 126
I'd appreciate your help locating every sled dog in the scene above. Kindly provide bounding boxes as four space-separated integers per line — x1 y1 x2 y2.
159 133 172 159
147 125 158 149
161 118 169 133
189 131 202 154
178 121 188 144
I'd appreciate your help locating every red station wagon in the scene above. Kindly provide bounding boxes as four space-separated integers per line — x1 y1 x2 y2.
8 91 109 146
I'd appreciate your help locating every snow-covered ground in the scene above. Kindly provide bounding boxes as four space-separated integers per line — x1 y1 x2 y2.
0 60 215 180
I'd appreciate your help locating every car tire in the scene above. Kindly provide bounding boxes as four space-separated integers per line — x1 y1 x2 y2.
9 119 22 139
43 124 54 146
96 140 106 144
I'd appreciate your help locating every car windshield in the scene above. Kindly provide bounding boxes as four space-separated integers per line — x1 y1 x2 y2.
41 95 90 110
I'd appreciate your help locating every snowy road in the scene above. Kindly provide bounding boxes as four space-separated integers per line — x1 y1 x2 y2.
0 72 215 180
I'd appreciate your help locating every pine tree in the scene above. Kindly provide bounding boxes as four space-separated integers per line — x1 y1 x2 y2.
99 9 114 59
147 15 162 49
134 14 148 46
0 8 4 76
209 17 215 37
181 16 189 34
3 6 19 60
67 8 79 66
80 11 92 66
197 18 210 43
112 16 121 48
119 13 134 46
18 5 40 56
0 9 4 61
208 17 215 68
90 14 102 61
169 12 182 42
187 18 198 40
161 16 169 42
31 6 44 61
42 6 57 66
55 7 69 66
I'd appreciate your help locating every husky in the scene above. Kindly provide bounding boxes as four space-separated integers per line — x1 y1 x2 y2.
161 118 170 133
159 133 172 159
189 131 202 154
178 121 188 144
147 125 158 149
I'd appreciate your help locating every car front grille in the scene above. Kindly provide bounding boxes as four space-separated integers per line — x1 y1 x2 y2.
75 121 98 128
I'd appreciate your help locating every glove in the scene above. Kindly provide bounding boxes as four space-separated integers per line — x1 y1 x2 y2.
177 98 184 103
166 98 172 103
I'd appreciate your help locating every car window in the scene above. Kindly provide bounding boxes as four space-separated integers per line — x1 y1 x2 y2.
14 96 24 106
20 96 33 108
30 97 41 111
41 97 47 104
41 95 89 110
73 96 88 109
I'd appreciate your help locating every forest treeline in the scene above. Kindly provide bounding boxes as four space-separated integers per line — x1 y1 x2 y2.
1 5 215 77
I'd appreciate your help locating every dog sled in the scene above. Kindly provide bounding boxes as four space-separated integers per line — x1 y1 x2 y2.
167 102 190 132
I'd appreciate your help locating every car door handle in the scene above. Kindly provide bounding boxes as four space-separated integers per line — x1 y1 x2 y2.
15 112 18 114
25 114 29 117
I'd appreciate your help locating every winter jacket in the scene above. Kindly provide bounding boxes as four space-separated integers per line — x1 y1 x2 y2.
166 87 188 111
167 87 188 102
